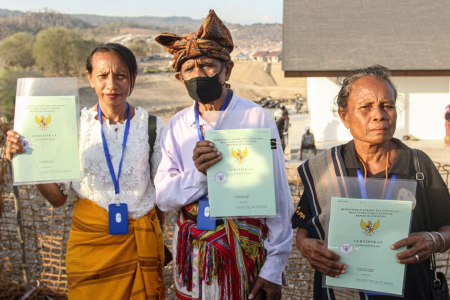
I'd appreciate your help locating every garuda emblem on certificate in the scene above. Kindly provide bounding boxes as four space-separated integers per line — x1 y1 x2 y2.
232 148 248 164
360 219 380 236
35 115 51 130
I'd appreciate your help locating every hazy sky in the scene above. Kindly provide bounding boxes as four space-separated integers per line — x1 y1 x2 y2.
2 0 283 25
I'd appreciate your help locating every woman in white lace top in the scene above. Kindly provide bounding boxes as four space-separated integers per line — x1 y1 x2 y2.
6 43 167 299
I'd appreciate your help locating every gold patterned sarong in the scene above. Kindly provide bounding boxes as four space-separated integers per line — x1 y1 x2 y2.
66 198 165 300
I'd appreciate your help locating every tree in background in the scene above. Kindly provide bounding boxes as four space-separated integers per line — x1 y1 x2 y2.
148 41 164 55
128 39 149 57
33 27 79 76
0 68 42 121
33 27 98 76
68 38 98 76
0 32 35 68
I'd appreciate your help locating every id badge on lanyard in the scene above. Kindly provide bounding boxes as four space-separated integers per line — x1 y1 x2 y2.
109 201 129 235
197 196 216 231
98 102 131 235
195 92 229 231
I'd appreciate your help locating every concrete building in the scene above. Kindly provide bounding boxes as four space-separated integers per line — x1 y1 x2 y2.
283 0 450 141
251 50 269 62
266 51 282 63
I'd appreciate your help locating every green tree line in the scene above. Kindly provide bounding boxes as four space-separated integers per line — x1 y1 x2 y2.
0 27 98 120
0 28 97 75
0 27 160 120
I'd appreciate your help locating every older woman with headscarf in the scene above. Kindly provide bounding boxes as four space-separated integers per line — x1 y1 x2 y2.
154 10 293 300
291 65 450 299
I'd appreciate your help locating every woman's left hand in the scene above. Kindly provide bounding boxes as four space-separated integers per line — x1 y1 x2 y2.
391 232 435 264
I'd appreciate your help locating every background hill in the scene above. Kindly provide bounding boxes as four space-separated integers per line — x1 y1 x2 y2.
0 9 282 40
0 10 92 40
0 8 289 120
0 8 23 17
74 13 282 39
73 14 203 29
230 23 282 40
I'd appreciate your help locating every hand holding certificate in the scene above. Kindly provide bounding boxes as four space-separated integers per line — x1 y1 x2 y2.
10 78 82 185
326 197 412 296
205 128 276 217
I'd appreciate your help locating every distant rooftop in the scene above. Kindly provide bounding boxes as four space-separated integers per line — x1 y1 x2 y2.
252 51 268 57
266 51 282 57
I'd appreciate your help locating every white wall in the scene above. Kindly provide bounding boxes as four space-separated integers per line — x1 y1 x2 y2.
307 77 352 141
392 77 450 94
409 94 450 139
391 77 450 139
307 76 450 141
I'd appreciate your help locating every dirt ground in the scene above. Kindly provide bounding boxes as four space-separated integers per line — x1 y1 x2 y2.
78 59 307 124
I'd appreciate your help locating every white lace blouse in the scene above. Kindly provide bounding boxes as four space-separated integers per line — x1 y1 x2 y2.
60 106 164 220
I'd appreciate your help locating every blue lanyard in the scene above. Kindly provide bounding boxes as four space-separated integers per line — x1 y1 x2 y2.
356 168 397 200
195 92 230 141
98 102 130 201
357 168 397 298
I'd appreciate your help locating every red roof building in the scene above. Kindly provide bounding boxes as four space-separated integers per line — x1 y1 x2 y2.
251 51 269 61
266 51 283 63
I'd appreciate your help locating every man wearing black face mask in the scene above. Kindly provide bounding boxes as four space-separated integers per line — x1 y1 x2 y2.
177 57 232 114
179 59 227 104
154 10 293 300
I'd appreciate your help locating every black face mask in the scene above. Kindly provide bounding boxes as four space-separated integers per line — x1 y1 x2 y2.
183 66 225 104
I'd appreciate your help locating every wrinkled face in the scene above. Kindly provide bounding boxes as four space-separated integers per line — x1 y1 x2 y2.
339 77 397 145
86 52 134 108
175 56 232 83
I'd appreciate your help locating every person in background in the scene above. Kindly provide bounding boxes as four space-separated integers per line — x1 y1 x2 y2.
292 65 450 299
281 106 290 146
299 126 316 160
277 110 289 151
445 104 450 146
154 10 293 300
5 43 166 300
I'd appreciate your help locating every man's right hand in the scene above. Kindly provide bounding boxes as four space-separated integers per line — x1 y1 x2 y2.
299 238 347 277
6 130 25 161
192 140 222 175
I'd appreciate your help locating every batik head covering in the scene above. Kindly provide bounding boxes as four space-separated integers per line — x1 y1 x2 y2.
155 10 234 72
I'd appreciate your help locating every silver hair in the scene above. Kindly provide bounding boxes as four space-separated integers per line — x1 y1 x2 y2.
332 65 398 116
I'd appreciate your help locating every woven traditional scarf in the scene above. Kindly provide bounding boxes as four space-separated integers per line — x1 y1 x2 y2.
176 202 268 300
155 9 234 71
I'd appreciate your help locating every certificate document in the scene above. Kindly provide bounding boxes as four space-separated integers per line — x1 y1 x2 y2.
205 128 276 217
326 197 412 295
13 96 81 184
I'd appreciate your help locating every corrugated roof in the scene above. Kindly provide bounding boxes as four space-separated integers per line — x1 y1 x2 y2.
266 51 282 57
283 0 450 72
252 51 268 57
